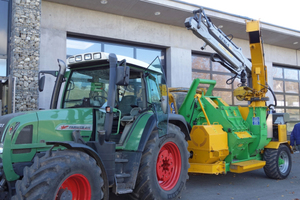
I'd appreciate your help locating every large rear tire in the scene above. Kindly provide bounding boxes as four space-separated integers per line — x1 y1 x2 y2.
12 150 103 200
132 124 189 200
263 144 292 179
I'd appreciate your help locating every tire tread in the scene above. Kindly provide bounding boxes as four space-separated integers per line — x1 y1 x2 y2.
131 124 189 200
13 150 103 200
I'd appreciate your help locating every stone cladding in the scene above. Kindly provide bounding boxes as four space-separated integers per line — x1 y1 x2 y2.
10 0 41 112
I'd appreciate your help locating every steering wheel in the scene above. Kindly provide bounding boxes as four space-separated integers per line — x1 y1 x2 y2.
93 96 107 107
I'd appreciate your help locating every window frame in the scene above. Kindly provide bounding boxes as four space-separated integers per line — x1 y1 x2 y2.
273 65 300 133
191 53 248 106
0 0 11 77
66 35 166 73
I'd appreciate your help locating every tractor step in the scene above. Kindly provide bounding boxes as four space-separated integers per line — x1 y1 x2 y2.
230 160 266 173
115 158 129 163
117 189 133 194
116 173 131 178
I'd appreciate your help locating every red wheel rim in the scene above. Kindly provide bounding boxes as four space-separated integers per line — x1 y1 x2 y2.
156 141 181 191
56 174 91 200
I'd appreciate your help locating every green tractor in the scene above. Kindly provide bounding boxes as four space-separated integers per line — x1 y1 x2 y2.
0 53 190 199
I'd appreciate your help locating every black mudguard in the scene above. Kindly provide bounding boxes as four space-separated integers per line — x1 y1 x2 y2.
169 113 191 140
137 113 190 153
137 115 157 152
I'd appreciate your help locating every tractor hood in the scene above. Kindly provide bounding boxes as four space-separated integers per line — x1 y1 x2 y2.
0 108 94 183
36 108 94 143
0 108 94 145
0 112 26 142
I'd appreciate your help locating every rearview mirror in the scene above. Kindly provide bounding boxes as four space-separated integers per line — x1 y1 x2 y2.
38 70 57 92
116 59 130 86
39 76 45 92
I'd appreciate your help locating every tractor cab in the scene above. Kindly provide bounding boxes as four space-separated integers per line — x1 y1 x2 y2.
38 52 168 145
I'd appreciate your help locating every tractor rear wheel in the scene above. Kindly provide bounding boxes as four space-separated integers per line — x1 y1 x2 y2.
263 144 292 179
132 124 189 200
12 150 103 200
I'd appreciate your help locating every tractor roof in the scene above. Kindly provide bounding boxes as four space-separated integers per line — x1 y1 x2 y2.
67 52 150 69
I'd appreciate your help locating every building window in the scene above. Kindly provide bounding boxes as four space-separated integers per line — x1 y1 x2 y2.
273 65 300 133
0 0 9 77
192 54 247 106
66 37 165 70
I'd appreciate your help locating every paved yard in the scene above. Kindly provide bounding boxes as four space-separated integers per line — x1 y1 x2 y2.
111 153 300 200
181 153 300 200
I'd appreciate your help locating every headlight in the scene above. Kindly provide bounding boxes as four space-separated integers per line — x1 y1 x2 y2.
69 56 75 63
84 53 92 60
75 55 82 62
93 53 101 59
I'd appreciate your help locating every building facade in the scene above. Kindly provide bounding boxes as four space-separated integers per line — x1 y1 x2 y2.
1 0 300 132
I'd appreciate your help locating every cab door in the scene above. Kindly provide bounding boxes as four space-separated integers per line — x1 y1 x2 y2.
146 57 168 136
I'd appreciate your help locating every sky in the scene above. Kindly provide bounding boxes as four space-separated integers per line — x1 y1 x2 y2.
184 0 300 31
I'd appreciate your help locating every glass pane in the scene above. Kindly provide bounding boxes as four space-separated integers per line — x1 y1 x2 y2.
192 55 210 71
212 74 232 89
63 68 110 108
275 94 284 106
0 59 6 76
273 80 283 92
234 98 248 106
275 108 284 113
67 38 102 57
286 109 300 121
212 62 230 73
273 67 283 78
213 91 232 105
284 68 298 80
118 78 143 115
147 57 168 136
136 48 161 65
192 72 210 80
104 43 133 58
285 81 299 93
148 78 161 102
285 95 299 107
192 72 210 88
0 0 8 55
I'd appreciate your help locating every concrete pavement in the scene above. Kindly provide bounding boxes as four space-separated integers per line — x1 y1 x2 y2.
110 153 300 200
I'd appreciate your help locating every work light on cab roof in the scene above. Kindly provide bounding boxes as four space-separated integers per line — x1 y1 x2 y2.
68 52 102 64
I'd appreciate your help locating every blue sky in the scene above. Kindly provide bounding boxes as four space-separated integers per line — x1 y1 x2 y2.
184 0 300 31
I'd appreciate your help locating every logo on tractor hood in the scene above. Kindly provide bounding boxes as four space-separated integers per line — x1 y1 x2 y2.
56 124 92 131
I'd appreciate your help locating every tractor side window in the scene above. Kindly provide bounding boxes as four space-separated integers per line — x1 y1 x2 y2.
148 78 160 103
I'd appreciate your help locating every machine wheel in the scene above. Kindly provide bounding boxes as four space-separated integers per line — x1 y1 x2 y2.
132 124 189 200
12 150 103 200
263 144 292 179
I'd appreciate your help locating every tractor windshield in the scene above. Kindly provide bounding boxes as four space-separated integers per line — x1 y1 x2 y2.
62 67 110 108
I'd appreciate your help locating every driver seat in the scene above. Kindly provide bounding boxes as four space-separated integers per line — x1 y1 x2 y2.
118 95 137 116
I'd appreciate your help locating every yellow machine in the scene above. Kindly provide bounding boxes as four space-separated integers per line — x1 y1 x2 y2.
167 8 292 178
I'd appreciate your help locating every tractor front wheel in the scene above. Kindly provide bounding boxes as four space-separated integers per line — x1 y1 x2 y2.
132 124 189 200
263 144 292 179
12 150 103 200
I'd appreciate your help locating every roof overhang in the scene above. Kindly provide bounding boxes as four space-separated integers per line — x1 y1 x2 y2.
43 0 300 50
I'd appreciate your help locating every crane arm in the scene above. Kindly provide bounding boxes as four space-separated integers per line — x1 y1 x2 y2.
184 8 252 78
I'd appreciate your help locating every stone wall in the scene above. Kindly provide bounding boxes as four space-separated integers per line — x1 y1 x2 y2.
10 0 41 112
